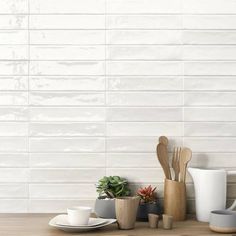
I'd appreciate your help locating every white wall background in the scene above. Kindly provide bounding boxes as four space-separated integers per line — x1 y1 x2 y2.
0 0 236 213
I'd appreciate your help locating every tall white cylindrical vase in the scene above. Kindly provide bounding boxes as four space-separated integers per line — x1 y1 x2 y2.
188 168 226 222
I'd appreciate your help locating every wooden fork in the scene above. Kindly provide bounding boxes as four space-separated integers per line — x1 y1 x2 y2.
172 147 181 181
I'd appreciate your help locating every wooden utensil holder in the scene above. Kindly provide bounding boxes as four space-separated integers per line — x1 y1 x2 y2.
164 179 186 221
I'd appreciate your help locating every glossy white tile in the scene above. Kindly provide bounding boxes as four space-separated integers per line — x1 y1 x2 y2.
0 61 28 76
0 200 28 213
106 168 164 183
0 138 28 152
30 92 105 106
183 31 236 45
107 30 182 44
0 154 28 167
0 184 28 198
107 153 160 168
30 15 105 29
0 92 28 106
0 107 28 121
0 45 28 60
0 122 28 136
107 107 182 121
107 122 182 136
30 107 105 121
185 76 236 91
30 0 105 13
185 122 236 137
0 0 28 13
0 15 27 29
185 92 236 106
184 46 236 60
184 15 236 30
0 168 29 182
185 107 236 121
30 46 105 60
107 61 182 75
107 137 183 152
30 61 105 76
107 76 182 90
30 168 105 182
30 76 105 91
0 76 28 90
107 92 183 106
107 0 182 13
29 199 94 213
107 15 182 29
184 138 236 152
0 31 28 44
30 184 96 198
30 30 105 45
107 46 182 60
185 62 236 75
30 153 105 168
183 0 236 14
30 138 105 152
30 122 105 136
191 153 236 168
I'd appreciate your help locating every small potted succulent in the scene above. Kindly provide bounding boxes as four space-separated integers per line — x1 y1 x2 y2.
94 176 130 219
136 185 162 221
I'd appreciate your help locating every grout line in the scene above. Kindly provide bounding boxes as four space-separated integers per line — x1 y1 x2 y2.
3 13 236 15
27 0 30 213
182 2 185 147
104 0 108 176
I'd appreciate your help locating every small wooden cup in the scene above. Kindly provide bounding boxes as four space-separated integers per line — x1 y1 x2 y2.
148 214 159 228
115 196 140 230
164 179 186 221
163 214 173 230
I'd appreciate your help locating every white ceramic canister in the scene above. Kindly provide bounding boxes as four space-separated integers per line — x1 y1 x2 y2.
188 168 227 222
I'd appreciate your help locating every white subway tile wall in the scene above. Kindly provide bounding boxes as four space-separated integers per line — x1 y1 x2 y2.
0 0 235 213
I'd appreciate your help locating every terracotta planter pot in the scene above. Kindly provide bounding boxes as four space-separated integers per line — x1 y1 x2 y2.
94 198 116 219
137 202 163 221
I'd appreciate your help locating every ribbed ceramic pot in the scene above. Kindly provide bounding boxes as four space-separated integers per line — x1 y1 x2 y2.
94 198 116 219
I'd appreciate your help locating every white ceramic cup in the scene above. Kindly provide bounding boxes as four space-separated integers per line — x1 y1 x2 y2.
67 206 92 226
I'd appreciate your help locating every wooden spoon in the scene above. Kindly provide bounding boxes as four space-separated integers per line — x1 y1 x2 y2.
179 148 192 182
172 147 181 181
156 143 171 180
159 136 168 146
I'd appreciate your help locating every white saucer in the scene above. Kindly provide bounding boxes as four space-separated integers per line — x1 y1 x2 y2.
56 215 107 227
49 215 116 232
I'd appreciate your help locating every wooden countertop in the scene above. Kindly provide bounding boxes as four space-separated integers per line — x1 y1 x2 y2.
0 214 226 236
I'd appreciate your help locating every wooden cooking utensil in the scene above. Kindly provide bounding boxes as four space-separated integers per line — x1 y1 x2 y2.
179 148 192 182
172 147 181 181
159 136 168 146
156 143 171 180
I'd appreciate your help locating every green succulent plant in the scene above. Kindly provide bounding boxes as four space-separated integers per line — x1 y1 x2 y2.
96 176 131 199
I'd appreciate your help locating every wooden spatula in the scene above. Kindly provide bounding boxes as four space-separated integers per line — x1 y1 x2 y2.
172 147 181 181
156 143 171 180
159 136 168 146
179 148 192 182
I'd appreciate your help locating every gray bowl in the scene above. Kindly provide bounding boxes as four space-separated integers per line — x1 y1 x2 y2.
210 210 236 233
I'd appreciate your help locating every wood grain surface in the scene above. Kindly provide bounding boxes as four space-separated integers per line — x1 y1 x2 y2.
0 214 227 236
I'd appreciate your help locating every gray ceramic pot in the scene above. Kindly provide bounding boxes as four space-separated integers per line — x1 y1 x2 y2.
210 210 236 233
94 198 116 219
